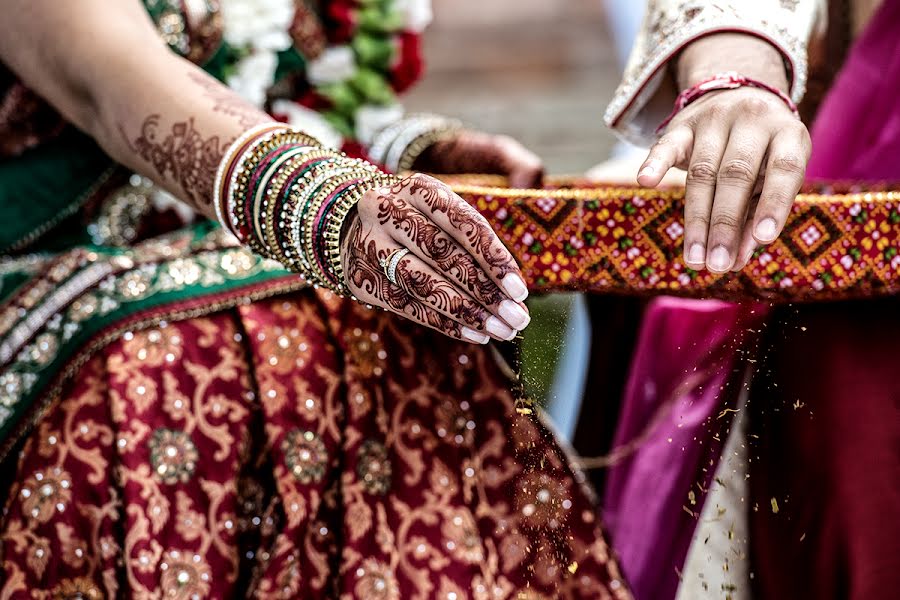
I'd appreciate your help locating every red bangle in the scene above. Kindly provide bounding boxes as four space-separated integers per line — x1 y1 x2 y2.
656 71 799 134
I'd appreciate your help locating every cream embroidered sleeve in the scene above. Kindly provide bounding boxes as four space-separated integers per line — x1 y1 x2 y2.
604 0 825 147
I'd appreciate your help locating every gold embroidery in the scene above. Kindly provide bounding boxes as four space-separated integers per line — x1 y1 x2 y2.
148 428 199 484
356 439 392 495
0 226 291 427
282 429 328 484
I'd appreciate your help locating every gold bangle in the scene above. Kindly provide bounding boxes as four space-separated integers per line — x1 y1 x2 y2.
304 173 367 289
324 174 397 296
396 127 459 173
265 150 340 267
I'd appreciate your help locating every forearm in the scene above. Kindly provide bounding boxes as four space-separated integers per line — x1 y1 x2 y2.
676 33 790 92
0 0 273 220
94 54 271 218
604 0 822 146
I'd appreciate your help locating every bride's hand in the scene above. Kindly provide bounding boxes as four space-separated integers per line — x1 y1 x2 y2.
413 130 544 188
340 173 531 344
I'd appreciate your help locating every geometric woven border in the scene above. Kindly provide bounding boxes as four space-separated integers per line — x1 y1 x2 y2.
444 175 900 303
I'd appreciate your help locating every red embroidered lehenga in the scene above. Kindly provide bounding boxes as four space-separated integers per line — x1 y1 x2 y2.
0 2 629 598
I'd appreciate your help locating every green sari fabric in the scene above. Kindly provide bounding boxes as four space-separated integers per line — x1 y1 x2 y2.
0 9 305 456
0 132 114 253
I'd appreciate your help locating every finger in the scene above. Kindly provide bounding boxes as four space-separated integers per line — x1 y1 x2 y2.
705 123 770 273
354 261 492 345
342 222 490 344
399 174 530 302
752 124 810 244
638 125 693 188
391 249 517 341
381 200 530 330
682 122 728 269
379 285 490 344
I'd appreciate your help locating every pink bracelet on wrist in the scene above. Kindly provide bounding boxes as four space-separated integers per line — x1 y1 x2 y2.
656 71 799 134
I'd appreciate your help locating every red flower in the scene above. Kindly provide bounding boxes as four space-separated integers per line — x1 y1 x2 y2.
293 89 332 112
325 1 356 44
390 32 424 93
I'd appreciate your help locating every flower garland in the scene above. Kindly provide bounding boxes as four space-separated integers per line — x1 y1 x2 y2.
212 0 431 149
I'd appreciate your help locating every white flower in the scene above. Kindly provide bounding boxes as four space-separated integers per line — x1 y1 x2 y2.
395 0 433 32
270 99 343 149
355 104 404 146
226 51 278 107
306 46 357 85
221 0 294 51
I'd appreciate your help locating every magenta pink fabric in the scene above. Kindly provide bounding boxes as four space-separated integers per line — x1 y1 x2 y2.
807 0 900 180
602 1 900 598
601 299 765 600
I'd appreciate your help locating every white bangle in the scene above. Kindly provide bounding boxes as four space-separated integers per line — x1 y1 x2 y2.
213 122 284 235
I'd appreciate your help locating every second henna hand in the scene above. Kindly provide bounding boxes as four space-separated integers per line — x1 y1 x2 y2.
414 130 544 189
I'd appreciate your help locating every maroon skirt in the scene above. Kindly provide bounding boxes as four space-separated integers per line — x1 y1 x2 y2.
0 290 629 599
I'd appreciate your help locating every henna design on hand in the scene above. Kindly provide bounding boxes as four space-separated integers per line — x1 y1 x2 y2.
375 192 505 306
394 259 488 327
188 72 269 128
344 218 465 338
120 114 225 212
401 175 516 279
413 130 543 188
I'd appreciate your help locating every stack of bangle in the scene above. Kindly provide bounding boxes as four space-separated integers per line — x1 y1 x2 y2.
368 113 462 173
215 123 395 296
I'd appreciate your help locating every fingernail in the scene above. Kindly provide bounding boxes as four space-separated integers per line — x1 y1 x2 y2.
501 273 528 302
687 243 705 265
708 246 732 272
486 316 516 340
639 159 662 179
498 300 531 330
461 327 490 344
755 218 778 242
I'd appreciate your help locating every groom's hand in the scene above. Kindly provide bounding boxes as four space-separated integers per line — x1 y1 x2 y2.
636 33 812 274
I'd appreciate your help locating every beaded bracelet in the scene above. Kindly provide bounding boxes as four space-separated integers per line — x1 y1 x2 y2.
272 155 343 271
227 129 322 243
220 126 317 237
656 71 799 134
323 174 397 295
264 153 338 266
259 150 338 262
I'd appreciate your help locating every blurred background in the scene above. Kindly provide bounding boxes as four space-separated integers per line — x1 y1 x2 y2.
406 0 622 173
405 0 638 417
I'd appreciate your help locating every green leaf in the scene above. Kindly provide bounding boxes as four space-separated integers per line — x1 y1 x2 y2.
318 81 363 116
353 32 394 70
348 68 395 105
357 6 404 33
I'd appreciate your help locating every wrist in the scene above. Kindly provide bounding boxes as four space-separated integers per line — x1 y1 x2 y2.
218 124 389 295
676 33 790 93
